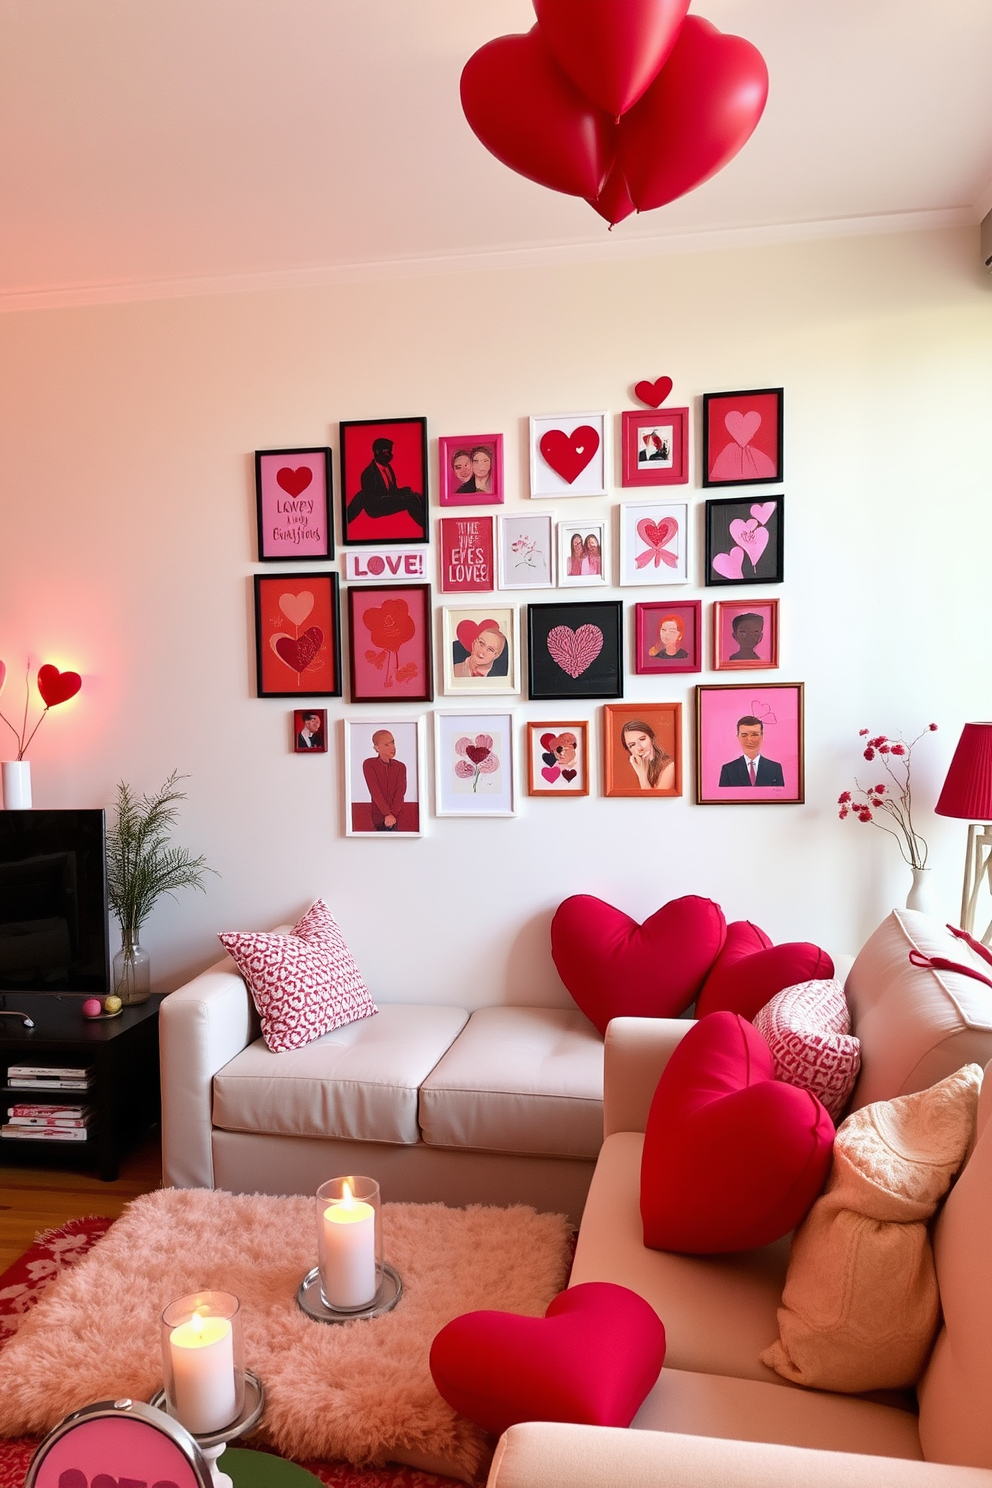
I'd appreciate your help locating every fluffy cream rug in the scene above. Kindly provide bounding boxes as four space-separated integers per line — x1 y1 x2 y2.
0 1189 572 1482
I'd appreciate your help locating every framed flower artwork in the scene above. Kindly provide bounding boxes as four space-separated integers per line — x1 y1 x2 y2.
619 500 688 586
603 703 682 798
255 446 333 561
441 605 519 694
634 600 701 675
621 409 688 486
347 583 433 703
702 388 783 487
529 412 608 498
254 573 342 698
527 601 622 701
526 720 590 796
497 513 554 590
344 717 424 836
434 711 515 816
438 434 504 506
696 682 804 804
713 598 779 670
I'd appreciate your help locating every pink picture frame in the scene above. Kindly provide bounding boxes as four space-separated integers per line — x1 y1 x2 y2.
713 599 779 671
696 682 804 804
635 601 701 675
621 408 689 487
347 583 433 703
438 515 495 593
438 434 504 506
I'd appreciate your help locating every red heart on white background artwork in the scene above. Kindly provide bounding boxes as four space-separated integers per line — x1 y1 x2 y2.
728 519 768 565
712 548 745 581
547 624 604 678
725 411 761 446
539 426 600 483
750 502 776 524
279 592 314 627
271 627 323 672
276 467 313 497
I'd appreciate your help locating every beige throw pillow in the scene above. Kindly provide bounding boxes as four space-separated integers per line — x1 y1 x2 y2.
760 1062 983 1392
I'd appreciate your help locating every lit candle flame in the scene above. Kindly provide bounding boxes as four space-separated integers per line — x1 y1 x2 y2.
342 1180 354 1208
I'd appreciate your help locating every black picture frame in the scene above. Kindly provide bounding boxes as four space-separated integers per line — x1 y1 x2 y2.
702 387 784 487
704 496 784 587
254 447 333 562
340 416 429 546
527 601 623 701
253 572 342 699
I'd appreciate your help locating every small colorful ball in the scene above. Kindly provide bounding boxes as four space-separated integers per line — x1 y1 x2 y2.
81 997 103 1018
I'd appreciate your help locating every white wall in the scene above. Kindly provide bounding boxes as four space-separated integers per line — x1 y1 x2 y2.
1 226 991 1005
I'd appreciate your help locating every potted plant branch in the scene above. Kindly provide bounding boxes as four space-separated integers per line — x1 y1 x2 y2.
106 771 215 1003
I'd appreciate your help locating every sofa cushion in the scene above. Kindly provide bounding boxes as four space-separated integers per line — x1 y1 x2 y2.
762 1063 982 1393
696 939 835 1021
640 1012 835 1254
212 1003 469 1145
753 979 861 1120
419 1006 603 1159
845 910 992 1109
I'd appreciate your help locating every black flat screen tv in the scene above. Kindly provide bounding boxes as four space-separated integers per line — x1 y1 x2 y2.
0 809 111 994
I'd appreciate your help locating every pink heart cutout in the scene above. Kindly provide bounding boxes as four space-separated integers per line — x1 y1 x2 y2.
728 519 768 566
276 466 313 498
712 548 745 581
633 376 673 409
279 592 314 627
539 426 601 484
542 765 562 783
750 502 776 525
547 624 604 678
725 411 761 447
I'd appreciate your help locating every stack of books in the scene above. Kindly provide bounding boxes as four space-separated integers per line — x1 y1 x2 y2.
3 1065 95 1142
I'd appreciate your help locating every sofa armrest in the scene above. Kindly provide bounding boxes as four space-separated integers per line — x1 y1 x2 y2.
488 1424 991 1488
604 1017 694 1136
160 955 257 1189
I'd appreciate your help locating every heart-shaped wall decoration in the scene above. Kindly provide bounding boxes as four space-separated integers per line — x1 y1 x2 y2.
276 466 313 497
272 627 323 673
635 516 678 568
551 893 726 1034
728 518 768 566
633 376 674 409
711 547 745 581
279 591 315 627
37 664 83 708
546 624 603 678
430 1282 666 1436
539 425 601 483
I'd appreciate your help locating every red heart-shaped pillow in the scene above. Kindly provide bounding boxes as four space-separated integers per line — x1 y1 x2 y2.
641 1011 834 1254
695 931 834 1021
551 895 726 1036
430 1282 666 1436
37 664 83 708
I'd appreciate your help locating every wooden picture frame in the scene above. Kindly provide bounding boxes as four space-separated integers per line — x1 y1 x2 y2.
702 388 783 487
347 583 433 703
434 710 515 816
340 416 428 545
603 703 682 798
255 446 333 561
621 408 689 486
696 682 804 804
253 572 341 698
527 601 623 701
713 598 780 671
526 720 590 796
634 600 702 675
705 496 784 586
344 717 424 836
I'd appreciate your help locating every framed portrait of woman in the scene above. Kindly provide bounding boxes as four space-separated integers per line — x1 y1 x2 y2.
438 434 504 506
634 600 701 675
557 519 608 588
619 500 689 586
602 704 682 798
441 605 520 695
526 720 590 797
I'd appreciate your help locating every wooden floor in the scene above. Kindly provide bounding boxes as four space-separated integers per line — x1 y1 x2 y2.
0 1128 163 1273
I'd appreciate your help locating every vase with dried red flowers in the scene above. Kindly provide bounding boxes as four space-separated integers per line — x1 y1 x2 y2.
0 660 83 809
838 724 939 912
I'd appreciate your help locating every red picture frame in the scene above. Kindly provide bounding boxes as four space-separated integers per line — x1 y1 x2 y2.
438 515 495 593
713 599 779 671
254 573 341 698
293 708 328 752
702 388 783 487
340 417 428 545
634 600 701 675
347 583 434 703
621 408 689 487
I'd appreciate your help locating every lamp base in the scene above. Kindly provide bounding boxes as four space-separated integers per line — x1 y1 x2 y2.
959 823 992 943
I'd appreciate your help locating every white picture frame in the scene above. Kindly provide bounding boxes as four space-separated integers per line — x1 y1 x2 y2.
441 605 520 695
529 412 609 498
619 500 689 586
557 518 609 588
434 710 515 817
343 717 425 837
497 513 555 590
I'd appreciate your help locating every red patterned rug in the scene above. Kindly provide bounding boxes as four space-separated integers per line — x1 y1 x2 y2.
0 1218 464 1488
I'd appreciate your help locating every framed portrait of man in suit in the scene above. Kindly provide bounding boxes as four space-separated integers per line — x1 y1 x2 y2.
340 417 429 545
696 683 804 804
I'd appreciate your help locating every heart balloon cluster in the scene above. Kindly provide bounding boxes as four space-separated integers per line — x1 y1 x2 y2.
460 2 768 225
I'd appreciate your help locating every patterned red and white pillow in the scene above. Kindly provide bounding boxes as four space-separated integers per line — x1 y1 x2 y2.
219 899 378 1053
753 978 861 1121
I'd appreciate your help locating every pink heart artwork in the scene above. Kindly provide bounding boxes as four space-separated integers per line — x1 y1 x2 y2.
279 592 315 627
542 765 562 783
712 548 745 581
751 698 777 724
725 410 761 447
539 426 600 484
276 467 313 498
728 519 769 566
547 624 604 678
750 502 776 525
635 516 678 569
633 376 673 409
271 626 323 673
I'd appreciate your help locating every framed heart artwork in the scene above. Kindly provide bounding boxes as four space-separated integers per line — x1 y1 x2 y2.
621 409 689 487
527 601 623 701
526 720 590 797
529 412 608 498
347 583 433 703
702 388 783 487
619 500 688 586
253 573 342 698
255 446 333 560
442 605 519 694
434 711 515 817
634 600 702 676
705 496 784 586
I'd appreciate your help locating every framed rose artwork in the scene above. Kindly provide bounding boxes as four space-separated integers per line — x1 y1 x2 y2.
619 500 688 586
526 720 590 796
696 682 804 804
347 583 433 703
442 605 519 694
438 434 504 506
254 573 341 698
255 447 333 561
438 515 495 593
713 598 779 671
621 409 688 487
293 708 327 753
634 600 701 675
527 601 622 701
557 519 608 588
344 717 424 836
529 412 608 498
340 416 428 545
497 513 554 590
705 496 784 586
702 388 783 487
603 703 682 798
434 711 515 817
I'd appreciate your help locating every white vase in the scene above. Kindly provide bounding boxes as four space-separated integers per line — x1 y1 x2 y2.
1 760 32 809
906 866 936 916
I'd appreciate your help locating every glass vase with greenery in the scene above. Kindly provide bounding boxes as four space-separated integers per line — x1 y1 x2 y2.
106 771 215 1004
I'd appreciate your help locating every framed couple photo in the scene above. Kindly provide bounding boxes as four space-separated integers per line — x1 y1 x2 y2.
438 435 504 507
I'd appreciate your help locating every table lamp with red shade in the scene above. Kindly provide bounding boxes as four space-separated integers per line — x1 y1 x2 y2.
935 723 992 942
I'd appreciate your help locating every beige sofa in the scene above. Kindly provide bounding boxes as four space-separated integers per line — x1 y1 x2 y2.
159 947 604 1222
488 909 992 1487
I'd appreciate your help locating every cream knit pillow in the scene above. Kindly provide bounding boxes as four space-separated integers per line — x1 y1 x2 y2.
760 1062 983 1392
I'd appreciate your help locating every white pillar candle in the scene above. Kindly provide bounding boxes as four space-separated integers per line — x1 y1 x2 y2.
169 1311 237 1435
322 1184 377 1308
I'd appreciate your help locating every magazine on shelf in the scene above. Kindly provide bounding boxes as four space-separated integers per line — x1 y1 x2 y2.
7 1112 93 1128
7 1103 91 1119
7 1077 94 1090
7 1065 93 1079
1 1124 88 1141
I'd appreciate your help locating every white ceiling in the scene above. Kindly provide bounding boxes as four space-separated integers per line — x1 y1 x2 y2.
2 0 992 308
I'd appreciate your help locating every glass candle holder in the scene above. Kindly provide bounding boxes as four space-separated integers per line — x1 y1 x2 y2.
161 1290 245 1437
316 1176 382 1311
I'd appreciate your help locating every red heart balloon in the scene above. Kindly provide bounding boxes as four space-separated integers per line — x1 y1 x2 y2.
619 16 768 212
633 376 674 408
534 0 691 117
586 160 636 225
276 467 313 498
551 894 727 1035
539 425 600 483
37 664 82 708
430 1282 666 1436
460 27 615 199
